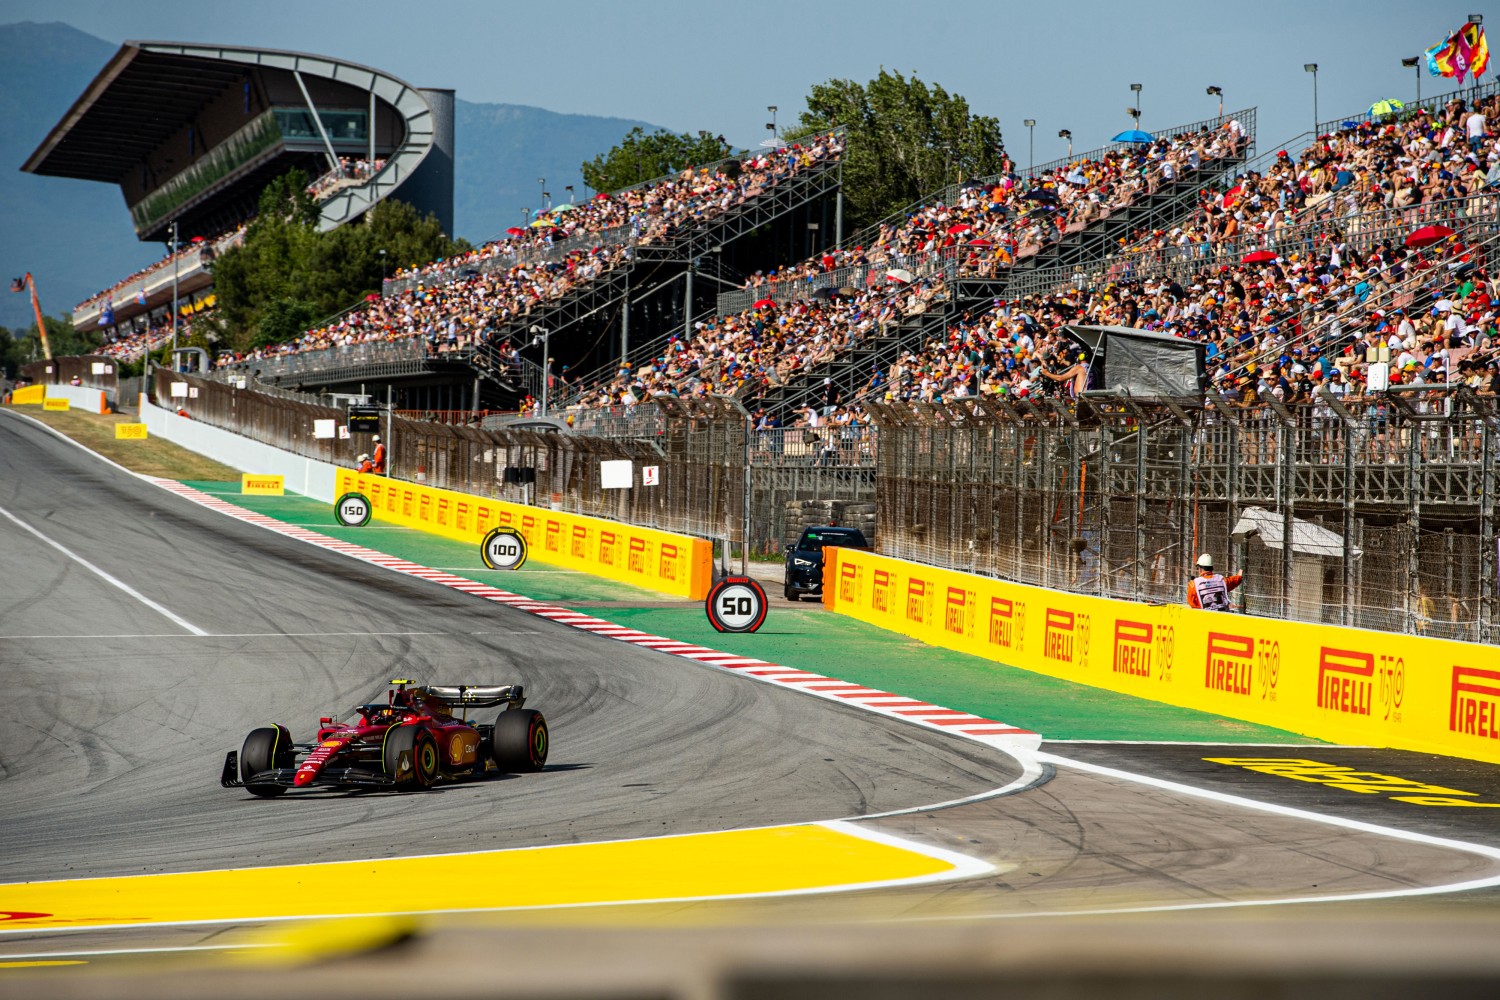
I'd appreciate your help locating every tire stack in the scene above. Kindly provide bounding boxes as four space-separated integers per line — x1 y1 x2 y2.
782 499 877 548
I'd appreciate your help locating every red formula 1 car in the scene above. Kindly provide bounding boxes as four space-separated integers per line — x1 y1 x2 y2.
221 679 548 796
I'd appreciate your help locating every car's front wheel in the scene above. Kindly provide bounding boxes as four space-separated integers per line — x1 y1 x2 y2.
784 585 800 601
383 725 439 790
492 709 548 773
240 725 293 797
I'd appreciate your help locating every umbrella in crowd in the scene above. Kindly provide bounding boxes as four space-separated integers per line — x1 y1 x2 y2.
1405 224 1456 248
838 286 858 296
810 286 839 300
1023 188 1058 203
969 239 994 247
530 218 555 228
885 268 916 284
1111 129 1154 144
1242 249 1278 264
552 203 576 213
506 227 527 236
1369 98 1405 117
948 223 972 234
752 298 776 309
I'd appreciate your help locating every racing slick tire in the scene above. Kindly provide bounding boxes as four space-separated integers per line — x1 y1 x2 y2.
492 709 548 773
382 725 440 790
240 725 294 797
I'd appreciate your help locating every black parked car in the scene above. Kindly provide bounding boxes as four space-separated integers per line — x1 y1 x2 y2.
783 526 870 601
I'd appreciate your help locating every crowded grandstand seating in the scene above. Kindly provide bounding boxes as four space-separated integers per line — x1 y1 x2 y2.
563 120 1246 411
96 314 202 361
214 134 844 372
76 226 245 315
581 98 1500 424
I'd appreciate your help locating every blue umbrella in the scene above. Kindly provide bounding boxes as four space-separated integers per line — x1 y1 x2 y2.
1111 129 1154 144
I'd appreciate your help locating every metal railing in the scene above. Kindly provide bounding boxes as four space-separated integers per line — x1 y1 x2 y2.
863 390 1497 643
221 336 431 381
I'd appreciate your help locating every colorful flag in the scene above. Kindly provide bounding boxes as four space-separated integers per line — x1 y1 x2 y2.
99 300 114 326
1462 23 1490 80
135 289 148 306
1426 32 1462 79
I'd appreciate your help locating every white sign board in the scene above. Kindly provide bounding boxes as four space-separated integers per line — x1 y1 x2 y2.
1366 362 1389 392
642 465 660 487
91 362 107 375
600 459 634 489
313 419 337 439
189 387 199 398
169 382 189 398
338 425 351 440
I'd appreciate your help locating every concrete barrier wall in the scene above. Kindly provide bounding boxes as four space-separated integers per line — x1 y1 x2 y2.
140 396 338 502
46 383 110 414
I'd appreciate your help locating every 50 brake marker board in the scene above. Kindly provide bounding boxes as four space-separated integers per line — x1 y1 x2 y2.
706 577 768 633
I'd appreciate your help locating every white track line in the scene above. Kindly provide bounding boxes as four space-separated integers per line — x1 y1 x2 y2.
0 503 207 636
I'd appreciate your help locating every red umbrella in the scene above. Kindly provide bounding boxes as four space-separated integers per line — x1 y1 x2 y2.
752 298 776 309
948 223 972 235
364 293 381 302
506 227 527 236
594 192 611 200
1241 250 1278 264
1405 224 1456 248
969 238 994 247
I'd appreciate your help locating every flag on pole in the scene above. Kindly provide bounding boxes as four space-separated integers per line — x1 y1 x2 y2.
135 289 148 306
1461 23 1490 80
99 300 114 326
1426 32 1463 79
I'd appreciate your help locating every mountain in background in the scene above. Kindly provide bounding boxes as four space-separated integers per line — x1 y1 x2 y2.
0 21 663 332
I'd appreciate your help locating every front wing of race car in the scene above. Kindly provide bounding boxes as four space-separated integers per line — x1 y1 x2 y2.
220 753 398 789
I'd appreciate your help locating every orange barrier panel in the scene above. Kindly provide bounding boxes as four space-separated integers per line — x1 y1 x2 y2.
336 470 713 600
824 548 1500 765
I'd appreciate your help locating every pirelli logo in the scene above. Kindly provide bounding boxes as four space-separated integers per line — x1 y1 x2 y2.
988 597 1017 650
570 525 588 559
401 490 414 518
520 514 534 534
905 578 927 624
1318 647 1374 717
545 519 562 552
628 536 648 574
1043 609 1074 663
456 502 469 532
1205 633 1254 696
1450 665 1500 740
384 487 398 513
598 530 617 567
419 495 431 523
1113 620 1152 678
435 498 449 527
475 506 491 533
839 562 861 604
943 586 969 637
872 570 892 614
659 543 679 582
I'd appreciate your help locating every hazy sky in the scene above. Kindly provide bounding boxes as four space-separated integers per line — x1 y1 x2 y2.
4 0 1490 163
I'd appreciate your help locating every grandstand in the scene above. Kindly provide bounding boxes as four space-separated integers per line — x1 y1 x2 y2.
24 41 454 335
222 133 847 411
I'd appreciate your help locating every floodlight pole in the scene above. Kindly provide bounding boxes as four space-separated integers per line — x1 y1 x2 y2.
1304 64 1319 137
170 219 180 366
1023 119 1036 177
531 324 550 417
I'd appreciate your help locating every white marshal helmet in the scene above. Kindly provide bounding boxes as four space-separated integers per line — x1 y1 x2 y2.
1196 553 1215 569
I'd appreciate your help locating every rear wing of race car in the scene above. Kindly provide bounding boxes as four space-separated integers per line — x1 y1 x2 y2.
427 684 526 710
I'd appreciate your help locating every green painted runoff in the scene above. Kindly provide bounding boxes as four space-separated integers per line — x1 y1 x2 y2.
184 481 1323 745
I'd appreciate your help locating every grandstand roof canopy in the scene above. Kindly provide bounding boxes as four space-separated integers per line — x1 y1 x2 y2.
23 43 253 182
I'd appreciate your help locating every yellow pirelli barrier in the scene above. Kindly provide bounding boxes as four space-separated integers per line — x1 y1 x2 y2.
824 548 1500 765
42 396 69 411
115 423 148 440
336 470 713 600
10 384 46 405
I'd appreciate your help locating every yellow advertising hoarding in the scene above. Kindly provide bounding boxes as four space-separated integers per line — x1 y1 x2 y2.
824 548 1500 765
42 397 70 411
114 423 149 440
335 470 713 600
241 474 286 495
9 385 46 405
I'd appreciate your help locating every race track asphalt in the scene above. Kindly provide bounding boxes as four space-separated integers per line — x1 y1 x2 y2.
6 407 1500 998
0 412 1024 882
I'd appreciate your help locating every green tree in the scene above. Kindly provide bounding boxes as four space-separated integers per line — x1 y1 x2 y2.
581 127 733 193
790 69 1007 233
211 168 464 352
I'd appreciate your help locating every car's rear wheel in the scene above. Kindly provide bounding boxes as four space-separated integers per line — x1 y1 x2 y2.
240 725 293 797
383 725 439 790
492 709 548 773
